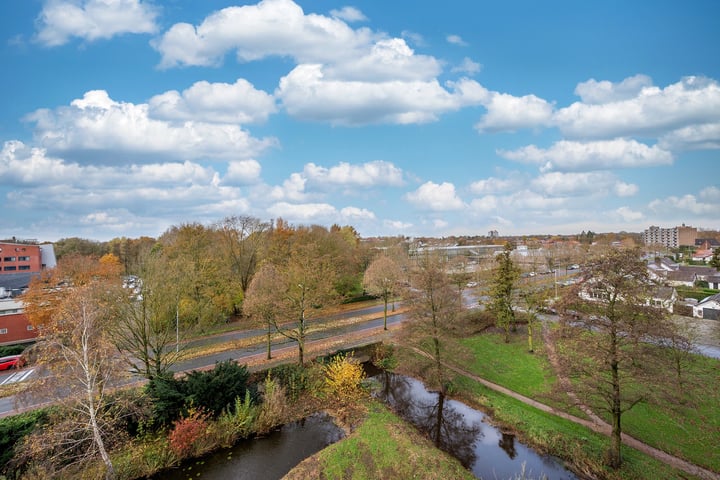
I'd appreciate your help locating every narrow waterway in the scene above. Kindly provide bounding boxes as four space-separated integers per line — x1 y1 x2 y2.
152 413 343 480
373 372 578 480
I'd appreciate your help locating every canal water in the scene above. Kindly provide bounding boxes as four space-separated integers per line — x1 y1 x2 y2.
152 413 343 480
154 370 577 480
373 371 577 480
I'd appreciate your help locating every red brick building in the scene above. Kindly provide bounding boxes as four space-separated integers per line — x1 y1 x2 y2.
0 243 41 273
0 241 56 345
0 298 37 345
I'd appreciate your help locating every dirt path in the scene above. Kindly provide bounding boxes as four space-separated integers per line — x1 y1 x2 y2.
420 330 720 480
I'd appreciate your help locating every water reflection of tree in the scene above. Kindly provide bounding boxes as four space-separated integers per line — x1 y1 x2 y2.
375 373 482 469
499 433 517 459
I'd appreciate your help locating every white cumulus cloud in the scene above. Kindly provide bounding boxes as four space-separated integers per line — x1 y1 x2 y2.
574 74 653 104
303 160 404 187
405 181 465 211
277 65 486 125
224 160 262 185
340 206 376 220
531 171 638 197
446 34 467 46
475 92 554 132
153 0 376 68
36 0 158 46
25 90 276 163
451 57 481 75
329 6 367 22
555 76 720 139
499 139 673 172
148 79 277 125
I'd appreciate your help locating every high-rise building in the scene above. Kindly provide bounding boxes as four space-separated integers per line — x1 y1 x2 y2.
642 224 697 248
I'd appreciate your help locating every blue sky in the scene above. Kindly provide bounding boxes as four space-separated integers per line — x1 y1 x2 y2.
1 0 718 242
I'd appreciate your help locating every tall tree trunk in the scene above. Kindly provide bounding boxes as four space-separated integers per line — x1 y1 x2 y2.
383 295 388 330
266 321 272 360
298 314 305 365
609 360 622 468
89 403 115 480
527 320 534 353
434 392 445 447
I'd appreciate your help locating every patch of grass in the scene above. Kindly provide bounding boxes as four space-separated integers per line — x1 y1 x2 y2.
459 331 553 397
612 354 720 472
285 402 475 480
455 332 720 476
454 376 694 480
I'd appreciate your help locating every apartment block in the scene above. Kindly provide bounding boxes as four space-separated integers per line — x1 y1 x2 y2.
642 224 697 249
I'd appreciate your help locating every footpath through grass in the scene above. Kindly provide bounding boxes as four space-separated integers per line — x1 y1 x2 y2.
456 330 720 476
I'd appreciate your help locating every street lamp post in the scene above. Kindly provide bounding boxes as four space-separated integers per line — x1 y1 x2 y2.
176 305 179 353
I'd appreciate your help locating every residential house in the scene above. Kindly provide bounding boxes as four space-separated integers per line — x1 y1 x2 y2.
693 293 720 320
678 265 718 282
692 249 715 263
649 286 678 313
666 270 697 287
578 281 678 313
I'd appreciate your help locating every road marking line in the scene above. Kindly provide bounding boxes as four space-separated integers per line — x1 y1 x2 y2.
1 368 34 385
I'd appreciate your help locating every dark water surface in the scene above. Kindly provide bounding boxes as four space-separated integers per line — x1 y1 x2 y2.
374 372 577 480
152 413 343 480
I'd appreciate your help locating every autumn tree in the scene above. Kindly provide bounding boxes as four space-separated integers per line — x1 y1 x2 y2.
215 215 270 299
21 257 125 479
107 245 186 380
245 238 340 365
402 253 463 393
243 263 282 360
363 255 403 330
159 223 239 327
710 248 720 269
488 243 520 342
553 248 684 469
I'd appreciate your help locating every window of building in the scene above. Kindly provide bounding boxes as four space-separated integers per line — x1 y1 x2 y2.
18 265 31 270
18 256 30 261
27 325 34 331
4 266 17 271
0 328 8 334
4 256 16 262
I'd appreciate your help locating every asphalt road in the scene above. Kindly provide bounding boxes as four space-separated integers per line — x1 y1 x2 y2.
0 302 406 418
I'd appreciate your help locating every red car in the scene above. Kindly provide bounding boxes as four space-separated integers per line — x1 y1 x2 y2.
0 355 25 371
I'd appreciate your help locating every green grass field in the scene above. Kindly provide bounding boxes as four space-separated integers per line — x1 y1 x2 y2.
456 331 720 475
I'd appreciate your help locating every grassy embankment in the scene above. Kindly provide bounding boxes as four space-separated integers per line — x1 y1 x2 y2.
450 331 719 478
285 402 476 480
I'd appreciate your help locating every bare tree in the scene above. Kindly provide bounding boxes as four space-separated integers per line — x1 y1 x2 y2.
107 248 186 380
363 255 403 330
23 279 124 479
402 253 463 393
518 287 548 353
215 215 270 296
554 248 683 469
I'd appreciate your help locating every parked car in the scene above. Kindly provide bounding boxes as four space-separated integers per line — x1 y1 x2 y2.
0 354 25 371
568 264 580 270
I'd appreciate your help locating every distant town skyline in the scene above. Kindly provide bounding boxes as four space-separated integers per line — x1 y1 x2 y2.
1 0 718 242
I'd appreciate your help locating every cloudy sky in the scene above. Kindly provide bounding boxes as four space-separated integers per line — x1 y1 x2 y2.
1 0 718 242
